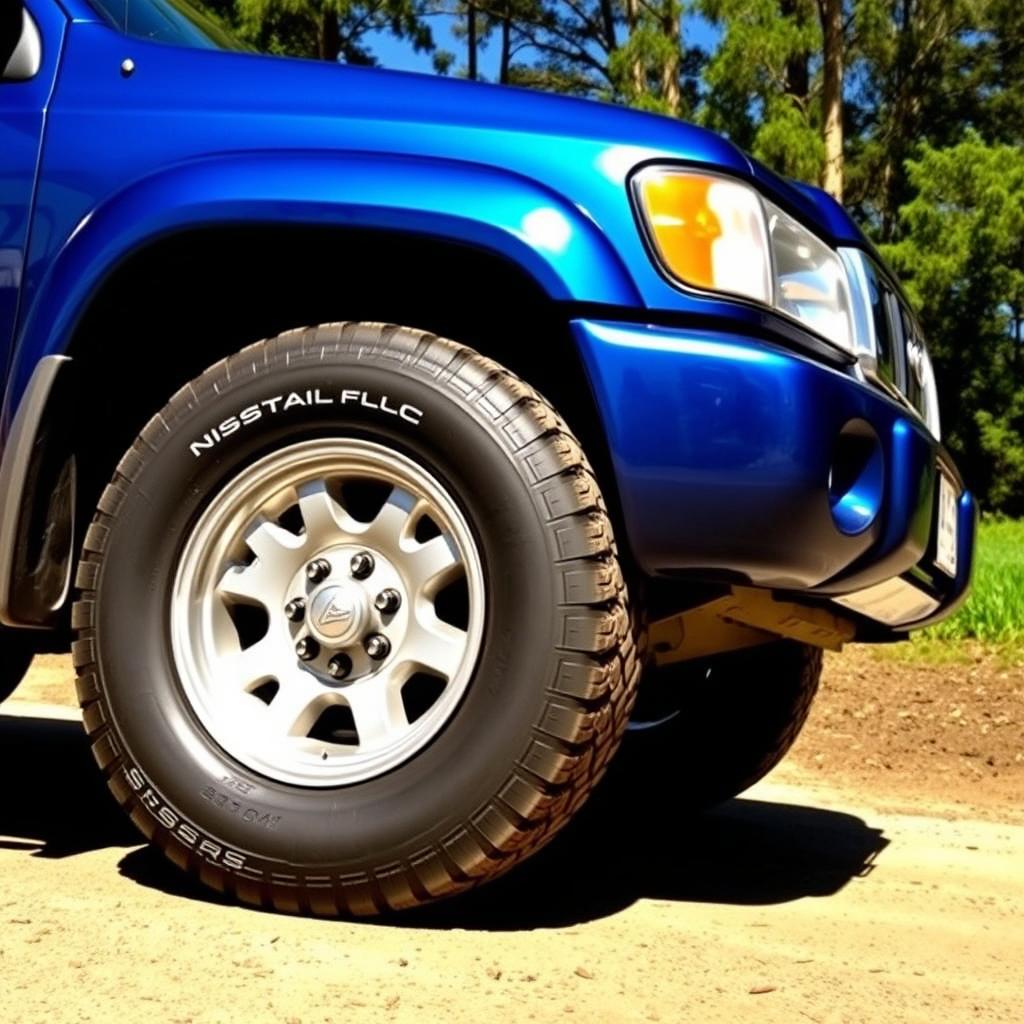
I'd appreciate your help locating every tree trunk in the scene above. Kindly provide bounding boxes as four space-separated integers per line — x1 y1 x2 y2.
623 0 645 99
819 0 844 200
599 0 617 52
660 0 681 116
467 1 478 81
500 3 511 84
319 5 341 62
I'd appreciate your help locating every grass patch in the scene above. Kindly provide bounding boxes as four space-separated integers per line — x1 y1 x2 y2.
873 634 1024 668
928 518 1024 644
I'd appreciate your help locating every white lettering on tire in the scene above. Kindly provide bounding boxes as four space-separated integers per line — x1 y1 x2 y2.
189 388 424 457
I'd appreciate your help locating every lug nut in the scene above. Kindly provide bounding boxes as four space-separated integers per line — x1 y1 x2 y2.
374 588 402 614
364 633 391 660
350 551 375 580
295 637 320 662
306 558 332 584
327 653 353 681
284 597 306 622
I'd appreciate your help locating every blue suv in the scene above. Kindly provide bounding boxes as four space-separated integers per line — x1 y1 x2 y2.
0 0 974 915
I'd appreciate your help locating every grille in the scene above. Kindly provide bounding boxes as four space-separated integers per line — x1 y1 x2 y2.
842 248 938 438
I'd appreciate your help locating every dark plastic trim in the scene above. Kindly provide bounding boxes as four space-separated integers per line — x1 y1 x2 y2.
0 355 70 629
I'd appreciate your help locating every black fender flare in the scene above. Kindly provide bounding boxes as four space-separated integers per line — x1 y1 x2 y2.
0 354 75 628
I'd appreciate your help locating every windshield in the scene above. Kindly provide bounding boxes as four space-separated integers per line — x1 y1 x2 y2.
90 0 248 52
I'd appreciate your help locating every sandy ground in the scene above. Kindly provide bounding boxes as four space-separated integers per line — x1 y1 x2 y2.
1 650 1022 1024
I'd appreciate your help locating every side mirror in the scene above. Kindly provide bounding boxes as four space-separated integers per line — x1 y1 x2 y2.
2 6 41 82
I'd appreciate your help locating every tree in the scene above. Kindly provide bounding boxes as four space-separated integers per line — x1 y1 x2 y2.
847 0 980 239
699 0 823 182
961 0 1024 144
611 0 690 115
497 0 629 98
497 0 698 114
233 0 433 63
883 135 1024 513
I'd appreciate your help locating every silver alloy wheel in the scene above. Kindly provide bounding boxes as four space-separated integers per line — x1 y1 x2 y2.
171 439 486 787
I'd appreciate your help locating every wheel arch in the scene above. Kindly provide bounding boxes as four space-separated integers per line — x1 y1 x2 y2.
8 150 641 404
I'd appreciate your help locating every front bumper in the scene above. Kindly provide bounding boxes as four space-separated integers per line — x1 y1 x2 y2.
573 318 975 633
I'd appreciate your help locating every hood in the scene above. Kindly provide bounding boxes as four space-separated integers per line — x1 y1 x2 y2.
343 63 864 246
748 157 867 247
258 58 865 245
207 50 755 172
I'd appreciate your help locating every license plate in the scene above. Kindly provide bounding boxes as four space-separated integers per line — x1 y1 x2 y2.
935 473 958 578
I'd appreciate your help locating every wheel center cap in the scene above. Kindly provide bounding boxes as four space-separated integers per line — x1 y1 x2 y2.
308 583 367 646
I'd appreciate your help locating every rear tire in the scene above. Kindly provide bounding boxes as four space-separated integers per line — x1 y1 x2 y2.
73 323 638 915
617 641 822 808
0 627 35 703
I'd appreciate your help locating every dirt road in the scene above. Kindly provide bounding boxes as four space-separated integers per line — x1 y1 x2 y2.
2 652 1022 1024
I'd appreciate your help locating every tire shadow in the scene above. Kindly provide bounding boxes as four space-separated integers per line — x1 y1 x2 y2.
0 710 889 928
0 711 138 856
116 773 889 929
376 779 890 930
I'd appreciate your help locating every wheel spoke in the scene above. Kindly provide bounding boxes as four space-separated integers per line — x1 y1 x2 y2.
246 518 306 576
217 518 306 608
264 668 326 737
406 534 462 595
222 635 287 694
297 481 364 545
361 487 419 552
216 565 266 606
402 609 466 680
345 678 409 746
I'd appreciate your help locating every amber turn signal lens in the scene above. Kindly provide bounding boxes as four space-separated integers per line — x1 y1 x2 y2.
635 169 772 305
638 172 720 290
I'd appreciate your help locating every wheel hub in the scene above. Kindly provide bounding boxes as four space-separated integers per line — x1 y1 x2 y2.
284 541 408 682
307 580 368 646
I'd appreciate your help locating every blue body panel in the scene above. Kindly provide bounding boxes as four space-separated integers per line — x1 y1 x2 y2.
0 0 972 632
574 319 973 616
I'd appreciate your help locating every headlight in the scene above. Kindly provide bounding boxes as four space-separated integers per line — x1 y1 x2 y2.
634 167 855 355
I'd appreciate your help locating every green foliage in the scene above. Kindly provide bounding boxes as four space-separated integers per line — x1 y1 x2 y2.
926 518 1024 645
845 0 989 236
216 0 433 62
883 135 1024 515
699 0 823 180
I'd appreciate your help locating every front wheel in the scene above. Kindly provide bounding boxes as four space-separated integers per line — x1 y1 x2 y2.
73 323 637 915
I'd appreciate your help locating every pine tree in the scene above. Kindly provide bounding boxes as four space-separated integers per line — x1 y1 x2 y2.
699 0 824 182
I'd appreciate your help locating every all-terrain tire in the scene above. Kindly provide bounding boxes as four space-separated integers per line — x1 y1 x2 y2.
615 640 822 809
72 323 638 915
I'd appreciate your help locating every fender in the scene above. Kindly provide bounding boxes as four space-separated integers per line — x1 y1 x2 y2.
5 150 642 411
